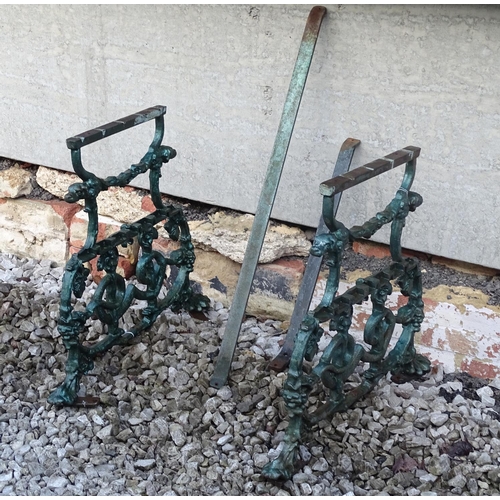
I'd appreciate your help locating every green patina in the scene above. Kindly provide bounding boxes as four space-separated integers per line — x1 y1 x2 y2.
48 106 209 406
262 146 431 481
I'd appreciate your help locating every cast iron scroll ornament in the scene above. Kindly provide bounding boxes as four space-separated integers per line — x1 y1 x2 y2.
262 146 431 481
47 106 209 406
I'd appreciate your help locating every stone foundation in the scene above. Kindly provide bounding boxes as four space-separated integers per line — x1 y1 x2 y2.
1 161 499 378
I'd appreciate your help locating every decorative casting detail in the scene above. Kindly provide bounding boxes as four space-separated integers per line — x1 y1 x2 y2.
262 146 431 480
48 106 209 406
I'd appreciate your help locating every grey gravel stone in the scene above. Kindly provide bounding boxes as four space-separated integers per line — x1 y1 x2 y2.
429 412 449 426
0 472 13 482
169 424 187 447
96 424 113 439
338 454 353 473
476 452 492 466
2 252 500 496
47 476 68 489
135 459 156 471
448 474 467 489
312 457 329 472
420 473 438 483
427 455 451 476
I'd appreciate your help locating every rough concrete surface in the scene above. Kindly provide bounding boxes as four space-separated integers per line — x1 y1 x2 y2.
1 5 499 268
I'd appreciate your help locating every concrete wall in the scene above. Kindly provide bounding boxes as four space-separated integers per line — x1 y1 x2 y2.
1 5 499 268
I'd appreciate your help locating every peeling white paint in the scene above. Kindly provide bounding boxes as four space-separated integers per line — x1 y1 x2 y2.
312 277 500 376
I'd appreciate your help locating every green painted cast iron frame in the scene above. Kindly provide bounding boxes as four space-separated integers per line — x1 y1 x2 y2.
262 146 431 481
47 105 209 406
269 137 361 372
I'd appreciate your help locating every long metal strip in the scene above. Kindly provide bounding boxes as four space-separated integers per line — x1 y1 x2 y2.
268 138 360 372
210 6 327 388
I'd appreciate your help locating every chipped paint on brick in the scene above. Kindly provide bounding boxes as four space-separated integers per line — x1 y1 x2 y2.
312 276 500 377
460 358 500 380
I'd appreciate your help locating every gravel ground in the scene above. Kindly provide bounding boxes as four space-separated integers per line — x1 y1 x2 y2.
1 252 500 496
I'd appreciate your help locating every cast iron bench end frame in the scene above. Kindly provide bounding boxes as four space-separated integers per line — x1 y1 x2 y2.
262 146 430 481
48 105 209 407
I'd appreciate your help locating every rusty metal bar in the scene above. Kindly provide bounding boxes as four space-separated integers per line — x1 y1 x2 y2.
268 137 360 372
210 6 327 389
319 146 421 196
66 106 166 150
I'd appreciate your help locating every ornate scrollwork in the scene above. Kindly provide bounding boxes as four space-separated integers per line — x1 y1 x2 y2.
48 106 209 406
263 147 431 480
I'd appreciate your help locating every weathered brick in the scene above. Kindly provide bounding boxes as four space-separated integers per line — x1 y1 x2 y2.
352 240 427 261
69 210 139 279
352 240 391 260
69 246 136 282
460 358 500 379
45 199 81 228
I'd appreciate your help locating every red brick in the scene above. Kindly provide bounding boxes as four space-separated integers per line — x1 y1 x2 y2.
419 327 435 348
78 254 137 283
117 256 136 279
352 240 390 259
446 329 477 356
43 199 81 228
461 358 500 379
141 195 156 213
268 257 305 275
352 240 428 261
423 297 439 313
352 311 370 331
486 343 500 358
152 237 180 255
259 259 305 283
